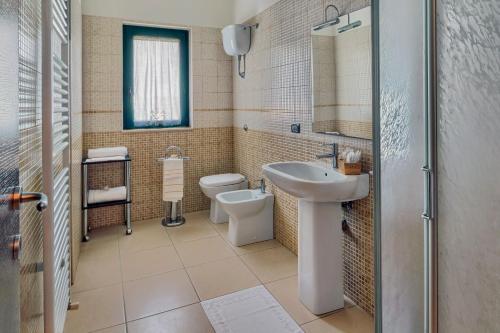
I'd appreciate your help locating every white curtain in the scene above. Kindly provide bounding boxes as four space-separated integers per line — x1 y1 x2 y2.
133 37 181 124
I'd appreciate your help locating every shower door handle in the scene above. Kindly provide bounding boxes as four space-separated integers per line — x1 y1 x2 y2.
421 165 433 222
0 186 48 212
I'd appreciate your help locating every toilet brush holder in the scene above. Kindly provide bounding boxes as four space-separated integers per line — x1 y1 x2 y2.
162 200 186 227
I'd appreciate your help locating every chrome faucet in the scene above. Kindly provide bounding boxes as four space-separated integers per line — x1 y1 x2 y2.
256 178 266 193
316 143 338 168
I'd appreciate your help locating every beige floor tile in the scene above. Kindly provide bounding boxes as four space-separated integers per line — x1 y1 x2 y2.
119 220 172 254
213 222 229 236
174 236 236 267
127 303 214 333
301 306 374 333
71 247 122 293
240 246 298 283
92 324 126 333
167 221 218 243
229 239 283 255
80 237 120 259
265 275 319 325
123 269 199 321
121 246 183 281
214 223 282 255
64 284 125 333
86 224 123 243
187 257 260 300
80 225 122 257
183 210 211 224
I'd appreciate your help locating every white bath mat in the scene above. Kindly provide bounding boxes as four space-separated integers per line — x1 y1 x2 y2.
201 285 303 333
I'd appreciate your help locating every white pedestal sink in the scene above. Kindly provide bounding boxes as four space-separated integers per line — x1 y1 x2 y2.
262 161 369 315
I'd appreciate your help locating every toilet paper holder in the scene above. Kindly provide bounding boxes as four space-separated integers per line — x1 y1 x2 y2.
157 145 191 162
157 146 191 227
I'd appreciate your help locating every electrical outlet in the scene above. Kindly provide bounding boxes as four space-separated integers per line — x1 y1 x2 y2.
291 123 301 133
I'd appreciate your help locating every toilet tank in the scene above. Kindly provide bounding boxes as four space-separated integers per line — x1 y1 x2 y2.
222 24 251 56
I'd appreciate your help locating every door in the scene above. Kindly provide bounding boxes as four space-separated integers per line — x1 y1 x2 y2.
436 0 500 332
376 0 426 331
1 1 47 332
0 1 22 331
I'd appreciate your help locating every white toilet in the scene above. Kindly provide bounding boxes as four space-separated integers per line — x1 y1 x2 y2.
216 189 274 247
199 174 248 223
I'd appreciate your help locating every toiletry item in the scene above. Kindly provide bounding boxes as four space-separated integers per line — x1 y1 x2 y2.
344 149 361 163
338 160 362 175
88 146 128 159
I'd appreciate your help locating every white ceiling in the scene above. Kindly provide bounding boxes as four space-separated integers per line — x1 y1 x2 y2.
82 0 282 27
82 0 235 28
232 0 281 23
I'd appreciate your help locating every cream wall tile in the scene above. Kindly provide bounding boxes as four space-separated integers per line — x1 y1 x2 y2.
217 60 232 77
201 42 218 60
202 59 218 77
203 76 218 93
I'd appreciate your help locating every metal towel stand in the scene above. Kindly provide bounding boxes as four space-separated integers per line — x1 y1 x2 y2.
158 146 190 227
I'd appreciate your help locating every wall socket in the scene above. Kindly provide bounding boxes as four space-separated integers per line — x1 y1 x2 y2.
291 123 301 133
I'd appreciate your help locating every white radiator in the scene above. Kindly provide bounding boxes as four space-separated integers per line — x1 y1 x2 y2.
42 0 71 332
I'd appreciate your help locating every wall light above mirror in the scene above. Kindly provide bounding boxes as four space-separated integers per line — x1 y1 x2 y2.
311 6 372 140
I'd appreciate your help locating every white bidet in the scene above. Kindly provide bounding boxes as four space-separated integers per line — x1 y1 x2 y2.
216 189 274 247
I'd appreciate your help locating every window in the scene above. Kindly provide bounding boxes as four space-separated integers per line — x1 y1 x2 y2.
123 25 190 129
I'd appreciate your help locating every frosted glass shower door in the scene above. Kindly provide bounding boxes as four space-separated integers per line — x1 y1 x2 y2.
436 0 500 332
377 0 426 331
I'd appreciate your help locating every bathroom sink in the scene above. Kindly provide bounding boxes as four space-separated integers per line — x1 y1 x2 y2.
262 161 368 202
262 161 369 315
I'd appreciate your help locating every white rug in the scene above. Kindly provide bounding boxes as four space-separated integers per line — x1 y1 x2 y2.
201 286 303 333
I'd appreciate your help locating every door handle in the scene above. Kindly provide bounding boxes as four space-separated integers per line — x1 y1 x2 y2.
0 186 48 212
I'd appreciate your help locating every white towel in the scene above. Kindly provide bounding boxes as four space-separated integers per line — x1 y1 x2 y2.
163 158 183 202
88 146 128 159
85 156 126 163
88 186 127 204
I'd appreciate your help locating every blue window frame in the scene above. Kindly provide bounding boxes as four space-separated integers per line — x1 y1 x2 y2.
123 25 190 129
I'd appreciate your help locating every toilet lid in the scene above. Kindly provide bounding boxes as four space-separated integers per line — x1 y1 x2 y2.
200 174 245 187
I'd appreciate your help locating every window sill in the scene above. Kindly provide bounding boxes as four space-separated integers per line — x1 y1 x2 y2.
122 126 193 133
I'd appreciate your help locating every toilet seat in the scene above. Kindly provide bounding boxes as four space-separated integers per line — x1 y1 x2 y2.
199 173 248 224
200 173 245 188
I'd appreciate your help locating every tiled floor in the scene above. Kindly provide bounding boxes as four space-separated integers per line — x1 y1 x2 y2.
64 211 374 333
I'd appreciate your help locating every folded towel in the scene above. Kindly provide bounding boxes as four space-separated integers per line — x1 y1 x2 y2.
88 186 127 204
85 156 126 163
163 158 183 202
88 146 128 159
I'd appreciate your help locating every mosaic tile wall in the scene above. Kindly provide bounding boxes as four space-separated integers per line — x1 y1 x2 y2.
82 16 234 229
232 0 374 315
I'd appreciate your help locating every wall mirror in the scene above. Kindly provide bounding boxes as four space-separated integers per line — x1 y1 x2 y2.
311 6 372 140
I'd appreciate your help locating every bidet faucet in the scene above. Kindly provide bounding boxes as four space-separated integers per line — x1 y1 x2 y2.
256 178 266 193
316 143 338 169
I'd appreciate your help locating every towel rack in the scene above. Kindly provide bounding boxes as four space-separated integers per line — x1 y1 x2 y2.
158 146 190 227
82 156 132 241
157 145 191 162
